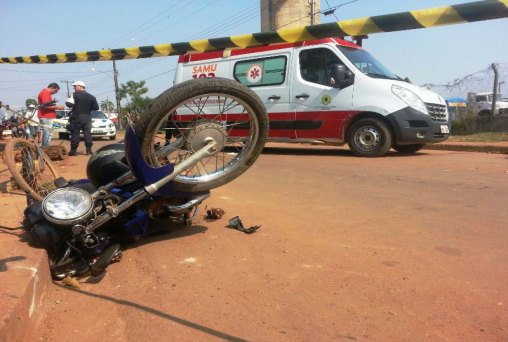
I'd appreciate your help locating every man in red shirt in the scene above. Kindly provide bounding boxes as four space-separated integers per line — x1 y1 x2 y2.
38 83 65 146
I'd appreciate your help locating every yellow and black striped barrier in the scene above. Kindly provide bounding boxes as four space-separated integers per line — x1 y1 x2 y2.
1 0 507 64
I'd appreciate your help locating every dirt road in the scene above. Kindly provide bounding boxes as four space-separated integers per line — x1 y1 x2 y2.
2 140 507 341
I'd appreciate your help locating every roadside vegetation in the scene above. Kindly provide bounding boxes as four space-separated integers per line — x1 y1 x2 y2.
449 132 508 142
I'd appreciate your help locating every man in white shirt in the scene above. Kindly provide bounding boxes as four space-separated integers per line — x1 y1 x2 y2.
26 104 42 143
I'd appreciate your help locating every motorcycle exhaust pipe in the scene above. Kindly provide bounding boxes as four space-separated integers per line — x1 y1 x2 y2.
164 193 211 214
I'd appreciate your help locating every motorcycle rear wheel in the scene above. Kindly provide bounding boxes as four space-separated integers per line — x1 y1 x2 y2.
3 138 59 201
134 78 268 192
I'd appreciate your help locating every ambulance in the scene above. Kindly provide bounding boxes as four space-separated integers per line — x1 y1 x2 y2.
174 37 449 157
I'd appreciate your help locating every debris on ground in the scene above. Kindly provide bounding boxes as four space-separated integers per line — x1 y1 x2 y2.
62 276 80 289
206 207 226 219
227 216 261 234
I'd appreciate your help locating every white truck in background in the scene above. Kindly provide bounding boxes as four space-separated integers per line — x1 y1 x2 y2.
472 92 508 116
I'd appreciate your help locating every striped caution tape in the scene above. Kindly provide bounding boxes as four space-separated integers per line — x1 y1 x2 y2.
1 0 507 64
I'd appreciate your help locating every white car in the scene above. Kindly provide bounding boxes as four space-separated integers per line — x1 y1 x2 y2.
55 110 116 140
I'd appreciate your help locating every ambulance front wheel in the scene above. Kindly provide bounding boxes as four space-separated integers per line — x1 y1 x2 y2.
347 118 392 157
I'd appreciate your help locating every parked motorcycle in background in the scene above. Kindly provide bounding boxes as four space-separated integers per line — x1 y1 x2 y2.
1 114 26 138
22 78 268 279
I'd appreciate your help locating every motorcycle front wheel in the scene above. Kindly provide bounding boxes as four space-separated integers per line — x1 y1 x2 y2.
134 78 268 193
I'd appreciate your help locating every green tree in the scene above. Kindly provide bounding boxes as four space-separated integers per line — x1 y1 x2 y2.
100 99 114 112
119 80 153 123
26 98 37 107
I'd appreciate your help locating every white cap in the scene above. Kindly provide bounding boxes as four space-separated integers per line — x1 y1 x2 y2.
28 104 36 108
72 81 86 88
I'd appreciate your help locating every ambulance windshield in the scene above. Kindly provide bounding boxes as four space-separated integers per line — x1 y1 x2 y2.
337 46 398 80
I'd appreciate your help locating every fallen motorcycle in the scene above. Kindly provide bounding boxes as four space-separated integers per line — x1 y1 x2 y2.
22 78 268 279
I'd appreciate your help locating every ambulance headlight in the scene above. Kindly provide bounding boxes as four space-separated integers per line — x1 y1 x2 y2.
42 188 94 225
392 85 428 115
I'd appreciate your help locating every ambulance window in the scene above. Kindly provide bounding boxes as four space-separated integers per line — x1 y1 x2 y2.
233 56 287 87
299 48 343 86
337 45 398 80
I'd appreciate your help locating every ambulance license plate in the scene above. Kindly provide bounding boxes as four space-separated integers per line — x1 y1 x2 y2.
440 125 449 134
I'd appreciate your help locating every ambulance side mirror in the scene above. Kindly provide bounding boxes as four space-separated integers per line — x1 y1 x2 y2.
329 64 353 89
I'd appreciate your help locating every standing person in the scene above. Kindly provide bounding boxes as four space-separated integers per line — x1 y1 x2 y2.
0 101 7 140
26 104 42 143
68 81 99 156
38 83 65 146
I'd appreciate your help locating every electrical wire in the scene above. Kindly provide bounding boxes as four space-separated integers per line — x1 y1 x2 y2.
0 68 92 74
121 2 264 81
278 0 358 29
189 3 260 39
102 1 192 48
137 0 221 43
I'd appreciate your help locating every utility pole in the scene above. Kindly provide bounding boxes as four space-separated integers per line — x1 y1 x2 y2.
261 0 320 31
309 0 315 25
61 80 72 97
112 60 122 129
491 63 498 118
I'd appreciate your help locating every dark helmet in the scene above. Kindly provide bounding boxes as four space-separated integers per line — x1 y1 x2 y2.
86 144 130 187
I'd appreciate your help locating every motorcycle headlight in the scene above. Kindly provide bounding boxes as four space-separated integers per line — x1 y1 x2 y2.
392 85 428 115
42 188 94 225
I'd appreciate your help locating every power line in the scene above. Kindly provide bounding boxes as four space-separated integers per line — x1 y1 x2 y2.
325 0 340 21
1 1 261 86
189 3 260 39
102 1 191 48
0 68 91 74
196 7 260 39
137 0 221 43
278 0 359 29
2 2 269 99
144 68 176 81
135 3 264 80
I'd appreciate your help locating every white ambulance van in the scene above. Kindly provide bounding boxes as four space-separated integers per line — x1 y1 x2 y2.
174 37 449 157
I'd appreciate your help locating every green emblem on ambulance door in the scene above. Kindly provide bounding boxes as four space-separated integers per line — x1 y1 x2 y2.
321 94 332 105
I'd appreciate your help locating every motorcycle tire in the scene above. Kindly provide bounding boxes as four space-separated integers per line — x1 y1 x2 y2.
134 78 268 193
90 243 122 277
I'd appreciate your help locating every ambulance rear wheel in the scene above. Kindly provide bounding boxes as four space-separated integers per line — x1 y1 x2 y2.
347 118 392 157
134 78 268 192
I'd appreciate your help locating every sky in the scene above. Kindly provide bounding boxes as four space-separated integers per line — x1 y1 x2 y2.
1 0 507 109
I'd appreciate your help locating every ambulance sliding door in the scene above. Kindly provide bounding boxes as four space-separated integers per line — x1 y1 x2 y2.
233 54 295 139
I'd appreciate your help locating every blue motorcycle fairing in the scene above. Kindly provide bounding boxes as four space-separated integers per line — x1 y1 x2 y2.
124 125 175 194
123 125 210 197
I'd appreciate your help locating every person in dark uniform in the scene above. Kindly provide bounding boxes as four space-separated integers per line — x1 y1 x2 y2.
68 81 99 156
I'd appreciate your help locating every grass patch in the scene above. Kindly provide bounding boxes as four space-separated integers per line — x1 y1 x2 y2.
448 132 508 142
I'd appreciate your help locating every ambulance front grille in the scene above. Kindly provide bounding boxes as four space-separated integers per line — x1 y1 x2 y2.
425 103 448 122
